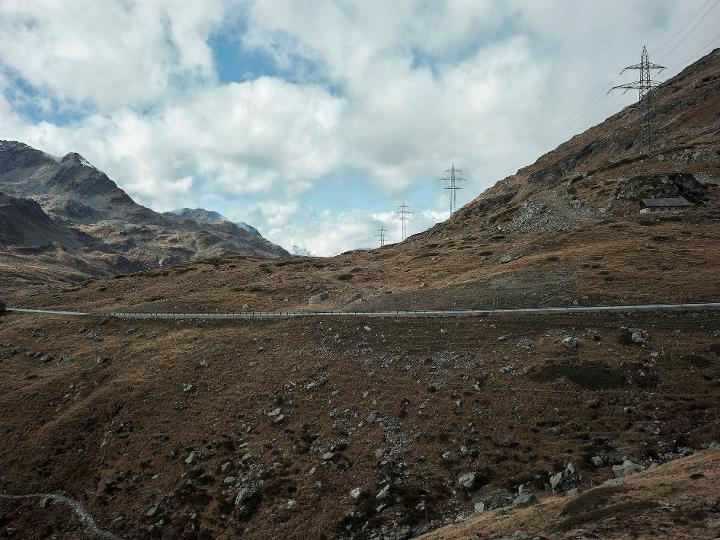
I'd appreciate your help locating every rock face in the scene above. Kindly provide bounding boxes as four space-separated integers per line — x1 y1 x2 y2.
0 141 288 285
164 208 262 237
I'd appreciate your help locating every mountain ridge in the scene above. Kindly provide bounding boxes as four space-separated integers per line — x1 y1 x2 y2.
0 141 288 292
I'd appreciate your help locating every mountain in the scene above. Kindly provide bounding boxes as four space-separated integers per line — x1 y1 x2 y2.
1 51 719 540
28 49 719 314
0 141 288 289
164 207 262 237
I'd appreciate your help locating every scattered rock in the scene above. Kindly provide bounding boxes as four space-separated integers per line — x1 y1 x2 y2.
458 472 476 489
376 484 390 500
181 383 195 393
512 492 536 507
474 501 486 513
322 452 335 461
603 477 625 487
350 487 363 499
590 455 604 467
308 292 329 304
235 484 259 507
147 505 159 518
57 354 72 366
185 451 199 465
562 336 579 349
612 459 645 478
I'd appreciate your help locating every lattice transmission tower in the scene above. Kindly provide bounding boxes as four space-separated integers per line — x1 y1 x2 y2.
375 226 388 247
395 201 413 241
609 46 665 151
438 164 468 214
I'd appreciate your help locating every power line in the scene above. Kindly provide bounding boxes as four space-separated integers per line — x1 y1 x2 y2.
653 0 715 57
375 226 388 247
437 164 468 215
395 201 413 241
659 0 720 65
609 46 666 151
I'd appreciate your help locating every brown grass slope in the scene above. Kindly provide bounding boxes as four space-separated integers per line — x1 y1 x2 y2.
0 311 719 539
418 448 720 540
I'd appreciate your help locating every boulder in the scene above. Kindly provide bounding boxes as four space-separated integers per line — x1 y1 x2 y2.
612 459 645 478
458 472 476 489
308 292 329 304
512 492 536 507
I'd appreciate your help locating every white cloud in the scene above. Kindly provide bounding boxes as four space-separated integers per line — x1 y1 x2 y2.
0 0 228 109
1 0 716 256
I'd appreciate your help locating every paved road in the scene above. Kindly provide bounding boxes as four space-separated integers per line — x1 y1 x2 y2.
7 302 720 320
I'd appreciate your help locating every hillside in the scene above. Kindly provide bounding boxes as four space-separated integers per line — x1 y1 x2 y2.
0 51 718 540
0 141 288 292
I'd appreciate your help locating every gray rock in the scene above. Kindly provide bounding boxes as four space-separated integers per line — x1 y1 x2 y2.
550 472 563 490
13 345 25 354
612 459 645 478
513 492 536 507
308 292 329 304
57 354 72 366
366 411 378 424
147 505 159 517
590 456 604 467
185 451 199 465
458 472 476 489
39 354 54 363
322 452 334 461
220 461 233 472
234 485 258 506
631 329 648 344
562 336 579 349
223 476 237 485
376 484 390 500
181 383 195 393
96 354 109 365
350 487 363 499
474 501 486 512
602 477 625 487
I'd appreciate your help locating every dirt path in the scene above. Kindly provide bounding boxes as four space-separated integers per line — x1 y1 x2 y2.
7 301 720 320
0 492 121 540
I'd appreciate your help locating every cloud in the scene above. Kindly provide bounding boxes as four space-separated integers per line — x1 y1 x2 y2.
1 0 716 256
0 0 228 109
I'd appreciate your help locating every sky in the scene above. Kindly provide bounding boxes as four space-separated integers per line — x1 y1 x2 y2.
0 0 718 256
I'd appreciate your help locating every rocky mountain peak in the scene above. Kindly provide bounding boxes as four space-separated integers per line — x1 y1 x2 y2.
60 152 94 167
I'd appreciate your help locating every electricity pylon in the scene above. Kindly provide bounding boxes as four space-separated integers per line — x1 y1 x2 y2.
609 46 665 151
395 201 413 241
375 226 388 247
438 164 468 214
